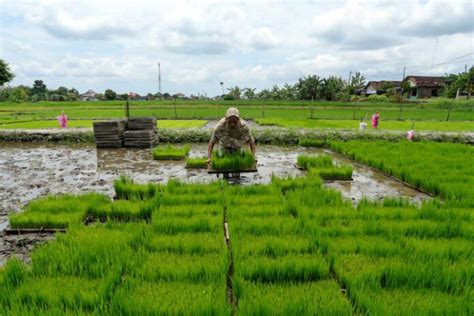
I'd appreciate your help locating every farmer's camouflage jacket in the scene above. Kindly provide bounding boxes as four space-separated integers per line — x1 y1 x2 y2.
210 118 254 149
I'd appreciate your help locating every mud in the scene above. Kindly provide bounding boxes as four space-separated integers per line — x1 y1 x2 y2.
0 142 430 266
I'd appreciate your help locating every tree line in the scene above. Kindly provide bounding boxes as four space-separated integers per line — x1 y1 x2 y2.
0 59 471 103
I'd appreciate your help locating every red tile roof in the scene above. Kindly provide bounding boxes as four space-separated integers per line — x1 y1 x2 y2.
405 76 444 87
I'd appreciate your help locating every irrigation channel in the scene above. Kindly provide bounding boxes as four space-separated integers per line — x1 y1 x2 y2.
0 142 430 266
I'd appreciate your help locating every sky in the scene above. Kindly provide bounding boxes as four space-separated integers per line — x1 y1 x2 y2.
0 0 473 96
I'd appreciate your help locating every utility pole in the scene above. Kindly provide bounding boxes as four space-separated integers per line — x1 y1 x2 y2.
348 71 352 85
402 66 406 81
220 82 224 95
158 63 162 95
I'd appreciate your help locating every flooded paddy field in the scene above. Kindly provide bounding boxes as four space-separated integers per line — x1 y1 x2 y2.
0 142 430 266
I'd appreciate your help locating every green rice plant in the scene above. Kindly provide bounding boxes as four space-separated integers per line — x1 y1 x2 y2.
211 149 255 171
236 254 330 283
350 286 473 316
88 200 156 221
296 154 333 170
110 279 230 315
232 235 318 258
142 232 224 255
160 192 223 206
152 215 222 234
185 157 208 169
329 140 474 207
309 165 353 180
152 144 190 160
157 204 221 217
9 193 110 229
4 275 118 312
113 174 164 200
132 252 227 282
298 138 326 148
29 224 139 278
235 279 352 315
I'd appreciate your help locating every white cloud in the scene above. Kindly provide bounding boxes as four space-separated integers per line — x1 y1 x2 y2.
0 0 472 95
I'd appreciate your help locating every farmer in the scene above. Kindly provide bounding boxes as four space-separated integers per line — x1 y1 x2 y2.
371 112 380 129
207 107 256 163
57 111 68 128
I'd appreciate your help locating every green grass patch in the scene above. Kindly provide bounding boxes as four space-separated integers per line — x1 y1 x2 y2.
298 138 326 147
211 149 256 171
152 144 190 160
296 155 333 169
185 157 208 169
0 119 207 129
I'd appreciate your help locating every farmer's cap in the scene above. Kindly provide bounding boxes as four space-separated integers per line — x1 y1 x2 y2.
225 107 240 119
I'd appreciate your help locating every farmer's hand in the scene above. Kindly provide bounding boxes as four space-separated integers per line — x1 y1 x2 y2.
207 157 212 164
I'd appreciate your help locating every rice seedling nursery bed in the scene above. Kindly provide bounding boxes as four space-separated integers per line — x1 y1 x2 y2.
1 140 473 314
152 144 190 160
209 149 257 173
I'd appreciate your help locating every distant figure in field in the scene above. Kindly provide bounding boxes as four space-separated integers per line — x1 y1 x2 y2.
57 111 68 128
207 107 256 163
407 130 415 141
371 112 380 129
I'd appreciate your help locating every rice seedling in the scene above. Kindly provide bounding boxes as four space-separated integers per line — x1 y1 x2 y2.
110 279 230 315
132 252 227 282
152 215 222 234
350 287 473 316
234 279 352 316
142 232 224 255
232 235 318 258
298 138 326 148
309 165 353 180
211 149 256 171
185 157 208 169
113 175 163 200
296 154 333 170
236 254 330 283
9 193 110 229
88 200 156 222
152 144 190 160
329 140 474 207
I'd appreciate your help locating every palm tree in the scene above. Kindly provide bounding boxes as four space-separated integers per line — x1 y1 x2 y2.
243 87 256 99
227 86 242 99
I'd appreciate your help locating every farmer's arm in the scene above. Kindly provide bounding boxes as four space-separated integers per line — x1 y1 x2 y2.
207 138 217 163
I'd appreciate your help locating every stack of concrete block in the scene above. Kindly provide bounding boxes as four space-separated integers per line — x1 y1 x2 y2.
93 120 125 148
123 117 158 148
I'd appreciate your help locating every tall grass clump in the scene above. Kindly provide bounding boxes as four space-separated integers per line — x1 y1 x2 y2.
152 144 190 160
114 175 163 200
9 193 110 229
185 157 208 169
211 149 255 171
298 138 326 148
296 155 333 170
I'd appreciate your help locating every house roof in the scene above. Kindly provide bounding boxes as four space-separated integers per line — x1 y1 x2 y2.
405 76 444 87
79 89 97 97
365 81 402 90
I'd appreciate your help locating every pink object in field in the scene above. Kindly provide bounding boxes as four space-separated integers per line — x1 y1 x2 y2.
371 112 380 128
57 112 68 128
407 130 415 141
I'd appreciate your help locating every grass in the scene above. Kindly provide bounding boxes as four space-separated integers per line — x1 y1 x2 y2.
8 193 110 229
2 140 473 314
211 149 256 171
185 157 208 169
152 144 190 160
257 117 474 132
296 154 333 169
310 165 353 180
298 138 326 147
330 140 474 206
0 119 207 129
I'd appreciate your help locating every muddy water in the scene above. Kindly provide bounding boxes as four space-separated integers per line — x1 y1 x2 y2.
0 143 430 213
0 142 430 266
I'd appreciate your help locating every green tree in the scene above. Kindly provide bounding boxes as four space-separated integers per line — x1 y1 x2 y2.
10 87 28 103
0 59 15 86
347 72 366 94
31 80 47 100
243 87 256 99
296 75 322 100
104 89 117 100
227 86 242 99
321 76 344 101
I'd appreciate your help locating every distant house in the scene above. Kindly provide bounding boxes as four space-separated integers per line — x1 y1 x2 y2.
358 81 402 95
404 76 444 99
79 89 98 101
